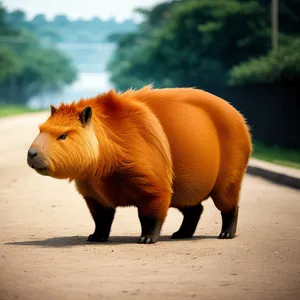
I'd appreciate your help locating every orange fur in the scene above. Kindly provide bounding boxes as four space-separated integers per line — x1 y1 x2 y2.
28 86 252 240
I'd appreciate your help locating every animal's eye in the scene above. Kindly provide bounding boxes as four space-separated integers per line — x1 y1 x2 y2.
58 133 67 140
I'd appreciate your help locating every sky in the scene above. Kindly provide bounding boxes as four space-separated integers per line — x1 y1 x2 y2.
2 0 169 22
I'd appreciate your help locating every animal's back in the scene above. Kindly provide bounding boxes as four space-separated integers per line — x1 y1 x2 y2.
126 87 252 209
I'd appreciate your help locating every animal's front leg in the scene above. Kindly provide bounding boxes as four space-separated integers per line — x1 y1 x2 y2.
137 194 170 244
84 196 116 242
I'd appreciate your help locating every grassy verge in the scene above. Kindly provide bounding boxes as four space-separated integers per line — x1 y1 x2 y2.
0 104 43 118
252 141 300 169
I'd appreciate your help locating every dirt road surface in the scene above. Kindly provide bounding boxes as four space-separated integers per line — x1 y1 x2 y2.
0 113 300 300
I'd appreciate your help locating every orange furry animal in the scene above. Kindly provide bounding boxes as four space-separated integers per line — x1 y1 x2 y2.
27 86 252 244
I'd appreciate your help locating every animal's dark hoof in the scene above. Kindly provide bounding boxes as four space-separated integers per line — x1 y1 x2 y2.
218 232 234 239
171 231 193 239
138 236 155 244
87 234 108 242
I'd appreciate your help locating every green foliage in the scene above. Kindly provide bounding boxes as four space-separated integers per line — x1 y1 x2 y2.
252 140 300 169
12 47 77 102
0 45 21 81
108 0 272 91
0 104 43 117
229 38 300 85
108 1 178 90
108 0 300 92
0 3 77 104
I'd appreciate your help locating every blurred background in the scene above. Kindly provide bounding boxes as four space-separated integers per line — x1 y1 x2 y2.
0 0 299 167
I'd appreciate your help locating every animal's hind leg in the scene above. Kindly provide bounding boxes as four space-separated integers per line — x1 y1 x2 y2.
219 207 238 239
171 203 203 239
84 196 116 242
211 180 242 239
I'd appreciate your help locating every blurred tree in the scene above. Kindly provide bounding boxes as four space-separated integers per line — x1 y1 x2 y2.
108 0 300 91
12 47 77 103
2 6 137 44
250 0 300 36
36 27 62 44
108 0 272 90
0 45 20 82
228 0 300 85
32 14 47 26
278 0 300 36
4 9 25 27
0 4 16 35
107 0 300 149
0 3 77 104
229 38 300 85
107 0 177 90
53 15 69 27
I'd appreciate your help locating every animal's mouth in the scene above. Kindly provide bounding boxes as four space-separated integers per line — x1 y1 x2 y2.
32 165 50 176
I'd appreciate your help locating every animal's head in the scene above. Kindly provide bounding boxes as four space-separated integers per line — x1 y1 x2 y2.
27 104 99 180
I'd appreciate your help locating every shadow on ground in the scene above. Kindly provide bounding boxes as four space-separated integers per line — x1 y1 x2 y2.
5 235 219 248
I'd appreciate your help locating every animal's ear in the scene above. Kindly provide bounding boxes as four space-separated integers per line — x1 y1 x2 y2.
79 106 92 126
50 105 57 115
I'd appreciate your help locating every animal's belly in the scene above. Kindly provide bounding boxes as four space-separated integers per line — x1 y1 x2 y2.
92 172 149 208
152 103 220 207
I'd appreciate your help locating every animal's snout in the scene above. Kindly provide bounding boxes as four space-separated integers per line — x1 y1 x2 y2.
27 147 41 168
28 148 38 159
27 147 50 176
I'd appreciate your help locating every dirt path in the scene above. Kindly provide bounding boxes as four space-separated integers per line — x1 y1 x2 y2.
0 113 300 300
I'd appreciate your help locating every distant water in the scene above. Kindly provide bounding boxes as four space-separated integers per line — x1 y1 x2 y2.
28 72 113 109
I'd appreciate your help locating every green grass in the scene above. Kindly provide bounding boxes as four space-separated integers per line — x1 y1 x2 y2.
0 104 43 117
252 141 300 169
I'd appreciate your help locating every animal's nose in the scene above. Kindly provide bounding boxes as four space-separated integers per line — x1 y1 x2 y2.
28 148 38 159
